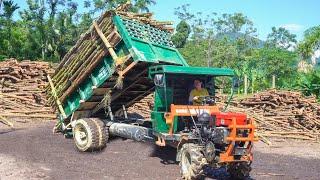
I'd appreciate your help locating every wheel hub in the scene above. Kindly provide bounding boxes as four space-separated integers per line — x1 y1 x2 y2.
74 125 88 146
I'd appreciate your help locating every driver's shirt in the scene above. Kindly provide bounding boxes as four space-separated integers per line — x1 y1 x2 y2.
189 88 209 105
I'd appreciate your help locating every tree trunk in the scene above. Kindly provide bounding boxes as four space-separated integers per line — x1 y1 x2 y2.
244 74 248 95
272 75 276 89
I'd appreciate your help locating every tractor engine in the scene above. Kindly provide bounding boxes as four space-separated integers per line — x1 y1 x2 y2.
198 112 229 144
196 111 254 164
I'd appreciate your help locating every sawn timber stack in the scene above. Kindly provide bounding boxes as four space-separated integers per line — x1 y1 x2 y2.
46 4 188 121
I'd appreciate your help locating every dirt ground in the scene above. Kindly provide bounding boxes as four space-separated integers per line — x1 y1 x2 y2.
0 121 320 180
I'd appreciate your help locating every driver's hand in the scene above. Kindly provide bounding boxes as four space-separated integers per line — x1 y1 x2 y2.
193 96 199 100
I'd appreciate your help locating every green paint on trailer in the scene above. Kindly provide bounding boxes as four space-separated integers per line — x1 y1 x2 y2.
61 15 188 119
112 15 188 66
149 65 235 78
63 55 115 117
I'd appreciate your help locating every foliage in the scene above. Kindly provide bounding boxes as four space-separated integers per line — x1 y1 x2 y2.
294 69 320 99
249 47 299 90
0 0 19 58
173 5 303 94
0 0 155 61
172 20 191 48
298 25 320 59
266 27 297 50
93 0 155 13
0 1 320 98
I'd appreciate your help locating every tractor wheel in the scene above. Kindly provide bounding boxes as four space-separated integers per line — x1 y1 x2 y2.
179 143 206 180
73 118 100 151
227 162 251 180
90 118 108 149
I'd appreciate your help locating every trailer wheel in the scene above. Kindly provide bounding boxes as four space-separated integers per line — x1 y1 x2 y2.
91 118 108 149
227 162 251 180
179 143 206 180
73 119 99 151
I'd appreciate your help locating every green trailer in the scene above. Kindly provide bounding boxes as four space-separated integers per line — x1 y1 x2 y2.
48 7 257 180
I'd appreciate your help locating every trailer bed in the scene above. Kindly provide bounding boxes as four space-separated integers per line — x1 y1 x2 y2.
47 9 188 121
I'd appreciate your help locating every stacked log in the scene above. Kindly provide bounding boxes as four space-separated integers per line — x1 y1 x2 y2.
46 3 173 108
231 90 320 142
127 94 154 119
0 59 56 126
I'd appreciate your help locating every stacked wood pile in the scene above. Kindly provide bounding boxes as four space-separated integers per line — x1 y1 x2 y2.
232 90 320 142
46 2 173 108
0 59 55 127
127 94 154 119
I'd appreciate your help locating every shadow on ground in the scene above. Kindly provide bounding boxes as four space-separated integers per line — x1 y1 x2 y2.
148 144 253 180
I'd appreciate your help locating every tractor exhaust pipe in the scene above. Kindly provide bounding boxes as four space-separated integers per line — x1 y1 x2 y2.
108 122 151 141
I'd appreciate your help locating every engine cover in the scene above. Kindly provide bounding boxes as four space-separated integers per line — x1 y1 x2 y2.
212 112 247 126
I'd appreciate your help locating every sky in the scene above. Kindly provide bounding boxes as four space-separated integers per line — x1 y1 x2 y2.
8 0 320 41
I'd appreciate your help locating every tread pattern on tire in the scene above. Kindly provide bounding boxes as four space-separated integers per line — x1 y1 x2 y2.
91 118 108 149
227 162 251 180
73 118 100 151
179 143 205 180
86 119 100 150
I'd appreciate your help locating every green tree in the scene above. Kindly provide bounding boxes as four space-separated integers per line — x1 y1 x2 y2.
0 0 19 57
176 11 258 70
20 0 47 59
266 27 297 50
298 25 320 60
174 4 194 21
172 20 191 48
93 0 155 13
250 47 298 89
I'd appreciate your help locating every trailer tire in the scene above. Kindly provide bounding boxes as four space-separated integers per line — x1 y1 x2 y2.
73 119 99 151
227 162 251 180
91 118 108 149
179 143 206 180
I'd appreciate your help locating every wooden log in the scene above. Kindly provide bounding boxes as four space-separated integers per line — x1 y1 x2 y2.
93 21 119 61
0 115 13 127
0 113 56 119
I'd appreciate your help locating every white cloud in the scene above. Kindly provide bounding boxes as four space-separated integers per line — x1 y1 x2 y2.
280 24 304 32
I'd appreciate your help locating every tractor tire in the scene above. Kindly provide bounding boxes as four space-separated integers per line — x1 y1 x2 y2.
90 118 108 149
227 162 251 180
179 143 206 180
73 118 100 151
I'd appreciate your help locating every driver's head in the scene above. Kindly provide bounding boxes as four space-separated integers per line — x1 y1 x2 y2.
194 79 202 90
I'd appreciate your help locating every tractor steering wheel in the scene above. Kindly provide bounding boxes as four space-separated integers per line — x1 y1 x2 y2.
193 95 219 105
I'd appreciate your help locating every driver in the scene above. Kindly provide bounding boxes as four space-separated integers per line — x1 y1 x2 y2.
189 79 209 105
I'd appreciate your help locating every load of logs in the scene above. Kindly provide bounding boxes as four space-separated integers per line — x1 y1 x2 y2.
232 90 320 142
127 94 154 119
46 2 173 107
0 59 56 127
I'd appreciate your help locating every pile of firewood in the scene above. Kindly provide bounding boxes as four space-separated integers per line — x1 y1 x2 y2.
0 59 56 127
232 90 320 142
127 94 154 119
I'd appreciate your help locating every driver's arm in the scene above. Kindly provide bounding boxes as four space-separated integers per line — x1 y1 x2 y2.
188 90 194 104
